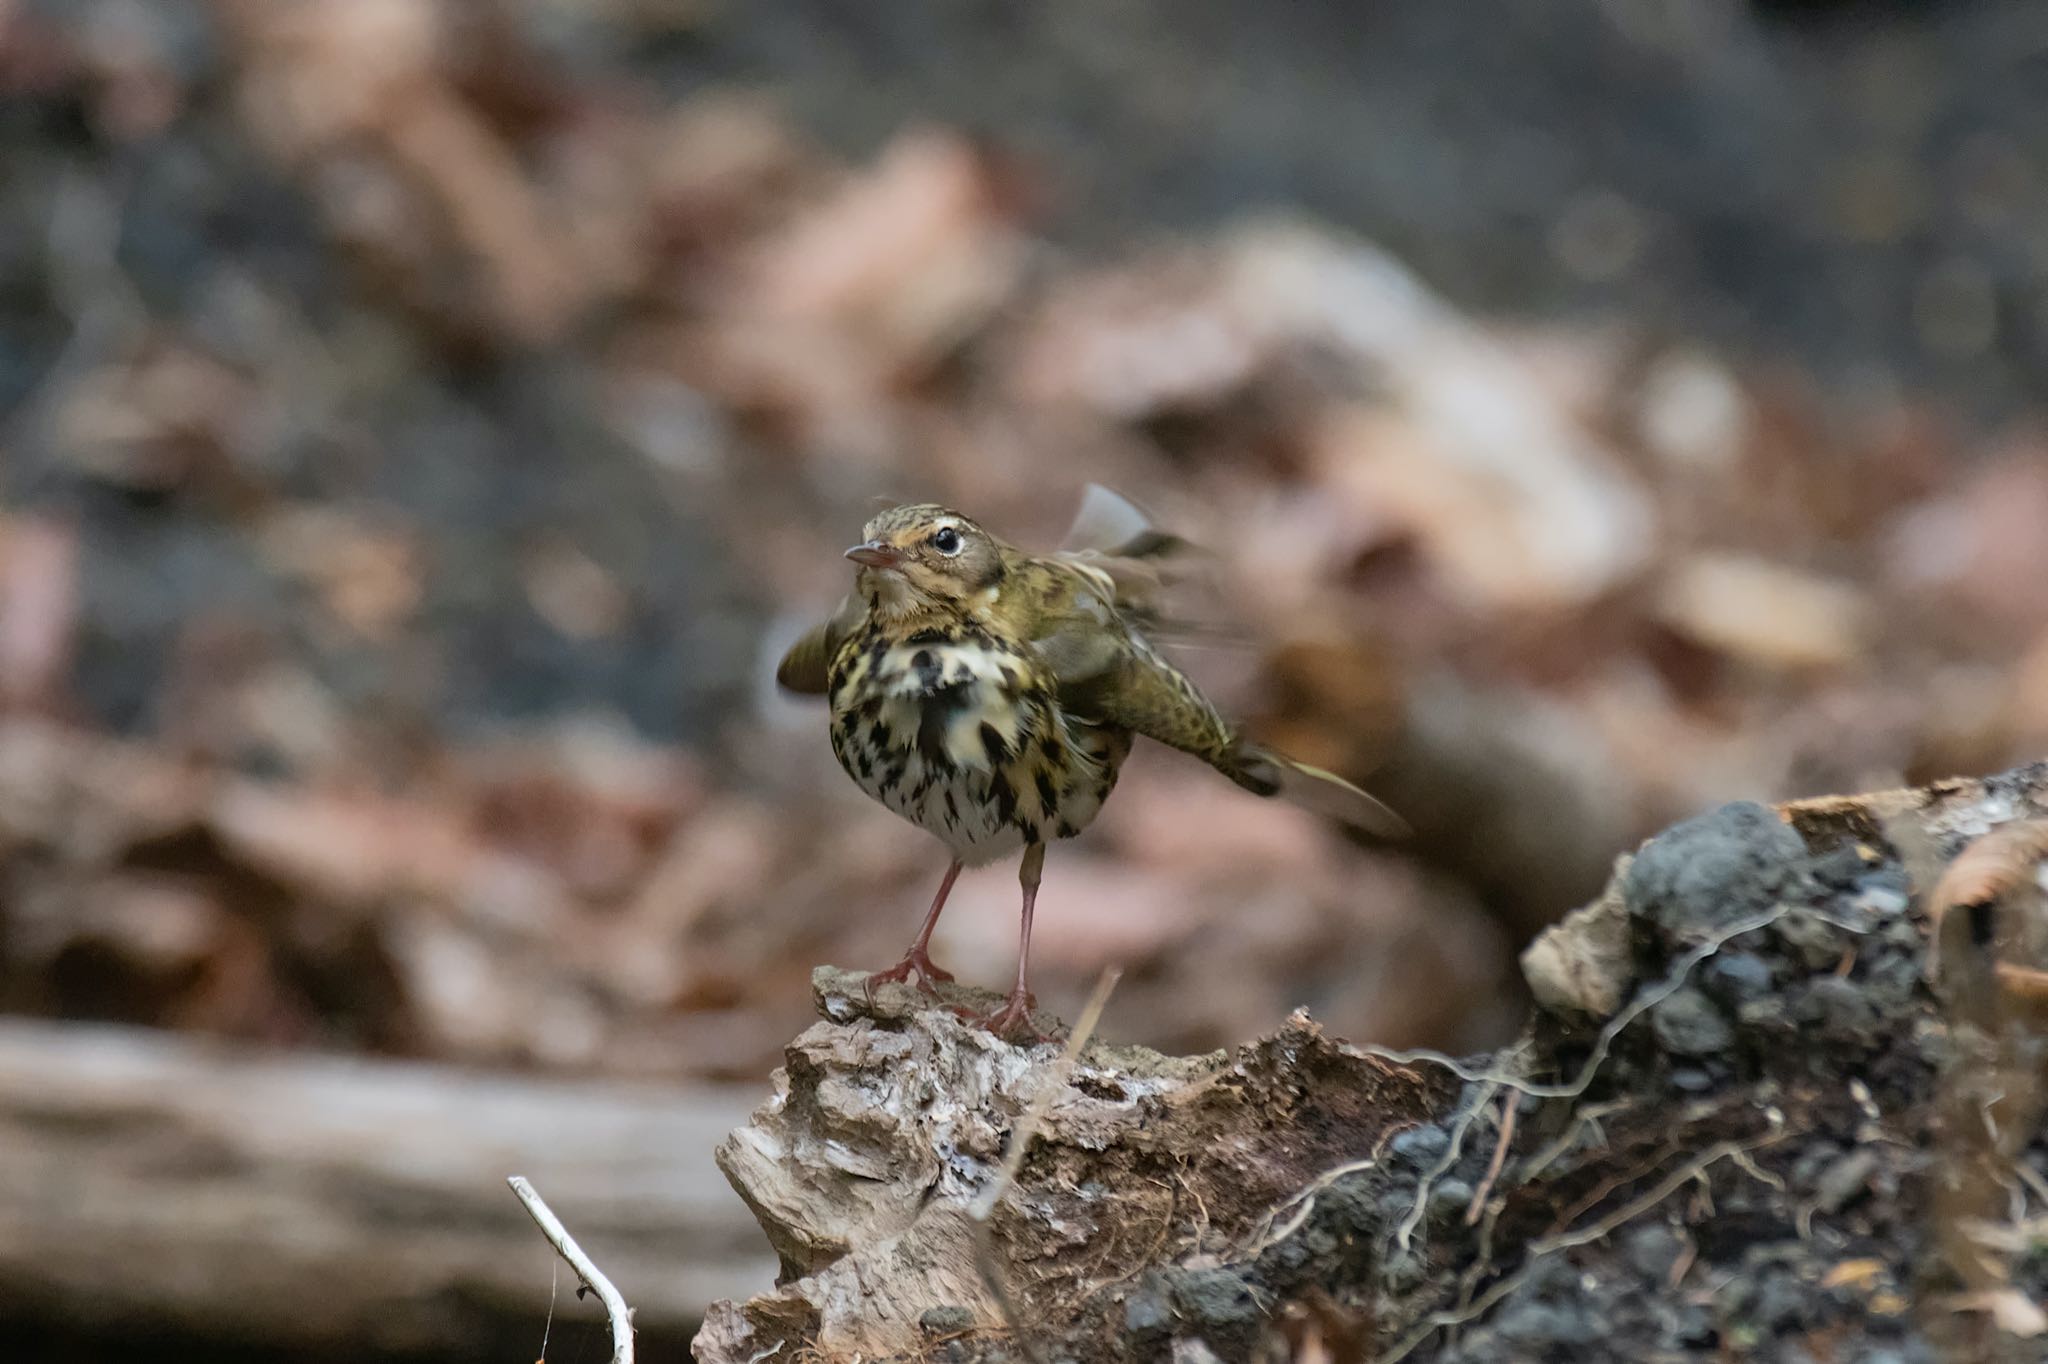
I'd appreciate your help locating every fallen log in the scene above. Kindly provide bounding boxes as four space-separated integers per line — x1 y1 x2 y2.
0 1020 771 1358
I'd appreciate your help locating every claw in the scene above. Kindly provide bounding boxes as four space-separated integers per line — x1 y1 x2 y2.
864 948 956 1005
956 990 1053 1044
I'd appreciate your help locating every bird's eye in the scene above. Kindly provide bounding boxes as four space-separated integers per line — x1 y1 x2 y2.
932 527 962 555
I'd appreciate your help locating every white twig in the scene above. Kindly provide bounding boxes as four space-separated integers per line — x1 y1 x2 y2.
508 1176 635 1364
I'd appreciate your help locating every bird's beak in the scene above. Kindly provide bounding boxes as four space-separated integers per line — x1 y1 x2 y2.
845 541 903 569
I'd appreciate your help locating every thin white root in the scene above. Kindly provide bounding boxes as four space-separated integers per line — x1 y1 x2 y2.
508 1175 635 1364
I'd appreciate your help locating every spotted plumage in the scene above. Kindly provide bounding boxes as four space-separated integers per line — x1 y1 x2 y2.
825 613 1128 867
778 487 1402 1039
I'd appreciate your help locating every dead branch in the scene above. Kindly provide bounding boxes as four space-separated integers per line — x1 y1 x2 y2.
509 1177 635 1364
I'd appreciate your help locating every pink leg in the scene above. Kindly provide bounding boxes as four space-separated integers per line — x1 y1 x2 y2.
975 842 1049 1042
866 859 963 1001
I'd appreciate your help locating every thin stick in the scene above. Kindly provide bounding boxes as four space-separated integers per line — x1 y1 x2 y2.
507 1176 635 1364
979 969 1122 1213
973 969 1122 1364
1466 1096 1518 1227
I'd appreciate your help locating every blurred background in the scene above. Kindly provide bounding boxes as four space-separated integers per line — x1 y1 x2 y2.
4 0 2048 1358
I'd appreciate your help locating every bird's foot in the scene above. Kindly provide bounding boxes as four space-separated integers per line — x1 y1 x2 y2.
957 989 1051 1044
863 948 956 1005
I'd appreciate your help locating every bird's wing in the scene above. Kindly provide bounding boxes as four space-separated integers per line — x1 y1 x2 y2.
1050 484 1210 637
1031 553 1407 838
1059 484 1163 555
1028 556 1238 758
775 593 862 695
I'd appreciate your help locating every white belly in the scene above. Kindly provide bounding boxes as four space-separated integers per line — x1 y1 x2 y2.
831 637 1123 865
861 728 1030 865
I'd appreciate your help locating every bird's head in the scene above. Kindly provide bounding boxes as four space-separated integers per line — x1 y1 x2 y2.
846 504 1005 618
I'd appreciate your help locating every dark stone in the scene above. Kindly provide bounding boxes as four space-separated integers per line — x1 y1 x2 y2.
920 1305 976 1335
1671 1065 1717 1092
1625 801 1809 938
1704 951 1775 1003
1388 1123 1450 1166
1651 985 1735 1056
1736 997 1790 1030
1427 1177 1474 1221
1169 1267 1261 1328
1776 911 1850 970
1849 883 1910 919
1807 843 1873 891
1814 1148 1880 1212
1749 1265 1813 1330
1795 976 1881 1042
1123 1281 1174 1336
1790 1143 1844 1187
1623 1224 1684 1282
1493 1299 1602 1347
1382 1248 1425 1294
1665 1302 1719 1347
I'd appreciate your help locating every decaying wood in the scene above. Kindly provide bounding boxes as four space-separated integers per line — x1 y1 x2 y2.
0 1019 769 1356
698 969 1450 1361
699 761 2048 1363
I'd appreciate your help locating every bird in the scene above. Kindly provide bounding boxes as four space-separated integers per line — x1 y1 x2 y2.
776 486 1404 1040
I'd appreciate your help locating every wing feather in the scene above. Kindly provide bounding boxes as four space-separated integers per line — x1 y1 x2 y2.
775 594 861 695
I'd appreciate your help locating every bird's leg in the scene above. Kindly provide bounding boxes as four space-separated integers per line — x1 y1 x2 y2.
865 859 963 1001
974 841 1050 1042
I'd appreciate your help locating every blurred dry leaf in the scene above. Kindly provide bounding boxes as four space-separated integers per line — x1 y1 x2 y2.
1655 553 1870 671
745 128 1026 370
0 516 77 710
258 508 422 639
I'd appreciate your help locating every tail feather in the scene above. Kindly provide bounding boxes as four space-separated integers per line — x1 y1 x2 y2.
1229 743 1409 838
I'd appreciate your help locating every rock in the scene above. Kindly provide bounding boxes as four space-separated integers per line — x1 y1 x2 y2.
1625 801 1808 939
1776 911 1850 970
1427 1178 1474 1221
1815 1149 1880 1213
1849 883 1910 918
1493 1298 1602 1347
1703 951 1774 1004
1623 1225 1683 1282
920 1306 976 1335
1123 1284 1174 1337
1748 1264 1814 1331
1170 1268 1261 1328
1388 1123 1451 1167
1651 985 1734 1057
1382 1248 1426 1294
1662 1301 1717 1347
1523 857 1634 1018
1795 976 1882 1042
